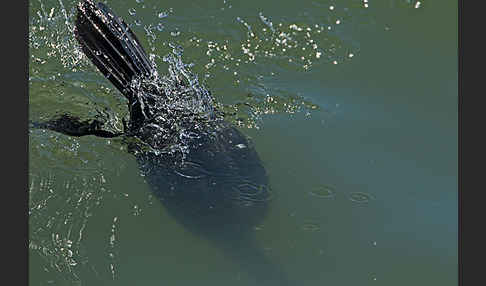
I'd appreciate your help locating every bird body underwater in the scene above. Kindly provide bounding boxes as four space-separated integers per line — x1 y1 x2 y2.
32 1 291 285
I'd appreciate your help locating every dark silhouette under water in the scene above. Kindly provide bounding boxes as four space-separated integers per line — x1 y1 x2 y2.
33 1 290 285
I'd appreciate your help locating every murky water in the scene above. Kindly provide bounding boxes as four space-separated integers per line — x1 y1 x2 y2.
29 0 457 285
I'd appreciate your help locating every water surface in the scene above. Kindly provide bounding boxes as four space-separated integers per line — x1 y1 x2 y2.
29 0 457 285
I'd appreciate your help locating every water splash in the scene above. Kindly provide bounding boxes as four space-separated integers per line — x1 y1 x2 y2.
29 0 91 74
217 91 319 129
29 170 109 284
29 1 324 140
28 126 140 285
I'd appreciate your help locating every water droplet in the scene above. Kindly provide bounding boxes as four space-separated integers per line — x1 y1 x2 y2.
156 23 164 31
128 8 136 16
158 11 168 18
135 19 142 26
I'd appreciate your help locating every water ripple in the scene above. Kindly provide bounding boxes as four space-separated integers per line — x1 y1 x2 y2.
309 185 336 199
348 192 375 203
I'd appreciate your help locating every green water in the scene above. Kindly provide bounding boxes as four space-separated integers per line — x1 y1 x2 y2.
28 0 457 285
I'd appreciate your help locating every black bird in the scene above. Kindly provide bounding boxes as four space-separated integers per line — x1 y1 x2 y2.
33 1 290 285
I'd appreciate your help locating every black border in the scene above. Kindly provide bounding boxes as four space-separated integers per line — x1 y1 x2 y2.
5 0 29 285
460 0 483 285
